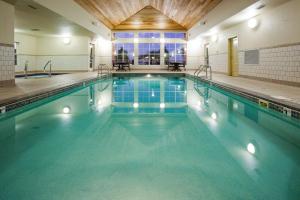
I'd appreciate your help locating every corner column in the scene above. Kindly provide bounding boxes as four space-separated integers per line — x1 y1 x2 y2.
0 1 15 86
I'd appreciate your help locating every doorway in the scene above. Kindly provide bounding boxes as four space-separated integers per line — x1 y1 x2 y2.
204 43 209 66
228 37 238 76
89 43 95 70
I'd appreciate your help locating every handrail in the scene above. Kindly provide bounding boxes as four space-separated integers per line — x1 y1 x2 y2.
194 64 212 80
97 63 112 78
43 60 52 77
24 60 29 79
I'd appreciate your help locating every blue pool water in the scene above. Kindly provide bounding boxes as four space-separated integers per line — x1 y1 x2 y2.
0 75 300 200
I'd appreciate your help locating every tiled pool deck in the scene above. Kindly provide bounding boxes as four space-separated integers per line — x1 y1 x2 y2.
1 70 300 115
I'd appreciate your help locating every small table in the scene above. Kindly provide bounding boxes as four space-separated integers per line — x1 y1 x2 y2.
170 62 183 71
116 62 128 71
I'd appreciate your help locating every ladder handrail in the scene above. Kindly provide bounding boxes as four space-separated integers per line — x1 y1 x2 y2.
97 63 112 77
194 64 204 76
43 60 52 77
194 64 212 80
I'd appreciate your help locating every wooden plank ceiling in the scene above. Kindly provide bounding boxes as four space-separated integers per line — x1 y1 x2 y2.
74 0 222 30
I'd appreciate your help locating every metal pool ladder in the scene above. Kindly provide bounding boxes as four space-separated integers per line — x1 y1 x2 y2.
194 64 212 80
97 63 112 78
43 60 52 77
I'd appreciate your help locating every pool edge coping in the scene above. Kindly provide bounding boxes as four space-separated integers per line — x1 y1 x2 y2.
1 72 299 120
0 75 107 113
186 74 300 120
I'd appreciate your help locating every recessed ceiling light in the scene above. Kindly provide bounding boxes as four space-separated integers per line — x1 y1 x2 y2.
132 21 142 25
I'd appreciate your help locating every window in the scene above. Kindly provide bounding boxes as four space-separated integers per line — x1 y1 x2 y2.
138 43 160 65
138 32 160 38
164 32 186 39
164 43 186 64
114 32 134 39
114 43 134 64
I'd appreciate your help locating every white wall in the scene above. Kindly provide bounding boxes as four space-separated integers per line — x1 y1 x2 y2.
36 36 90 71
0 1 15 85
186 37 204 69
187 0 300 84
15 33 37 72
0 1 14 45
95 36 112 68
15 33 92 72
33 0 111 39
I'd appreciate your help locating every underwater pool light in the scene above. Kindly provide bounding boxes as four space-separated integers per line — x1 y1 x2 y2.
211 112 217 120
160 103 165 108
233 102 239 109
63 106 71 114
247 143 256 154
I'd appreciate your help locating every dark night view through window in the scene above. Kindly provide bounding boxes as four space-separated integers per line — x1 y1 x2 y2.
164 43 186 64
164 32 186 39
138 32 160 38
138 43 160 65
114 43 134 64
114 32 134 39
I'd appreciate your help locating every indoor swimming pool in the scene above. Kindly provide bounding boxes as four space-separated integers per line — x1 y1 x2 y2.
0 74 299 200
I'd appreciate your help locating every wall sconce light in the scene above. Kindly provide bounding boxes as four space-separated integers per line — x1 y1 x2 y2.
63 37 71 45
247 18 258 29
211 35 218 42
134 38 139 43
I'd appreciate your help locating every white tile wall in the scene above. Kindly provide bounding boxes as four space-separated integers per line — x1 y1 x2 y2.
239 44 300 83
0 45 15 81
